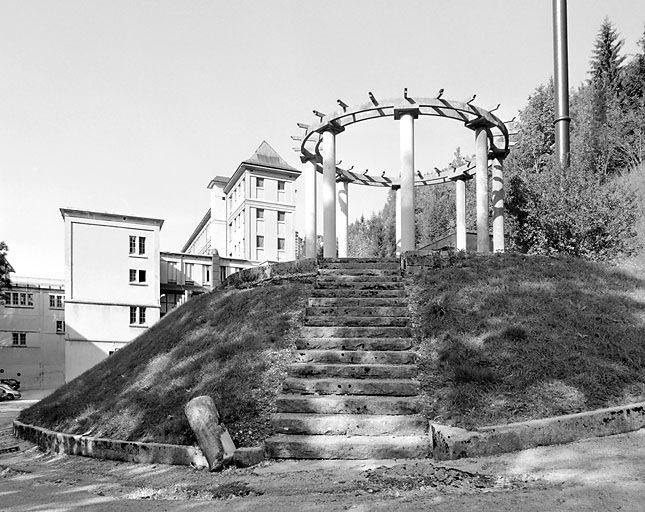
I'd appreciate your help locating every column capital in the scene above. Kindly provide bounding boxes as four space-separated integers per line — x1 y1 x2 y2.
465 116 496 130
488 147 510 159
300 154 320 164
449 174 473 183
393 107 420 120
316 120 345 135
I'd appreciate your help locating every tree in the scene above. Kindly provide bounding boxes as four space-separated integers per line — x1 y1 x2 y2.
590 18 626 91
0 242 13 303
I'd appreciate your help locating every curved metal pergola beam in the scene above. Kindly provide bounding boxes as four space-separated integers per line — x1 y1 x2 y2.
296 94 509 188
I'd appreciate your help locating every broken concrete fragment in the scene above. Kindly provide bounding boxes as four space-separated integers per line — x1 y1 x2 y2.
234 446 265 467
185 396 236 471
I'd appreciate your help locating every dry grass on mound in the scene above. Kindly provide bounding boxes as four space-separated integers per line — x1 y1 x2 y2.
410 252 645 429
19 282 309 447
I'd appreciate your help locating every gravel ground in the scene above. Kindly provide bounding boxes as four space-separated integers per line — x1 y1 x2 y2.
1 394 643 511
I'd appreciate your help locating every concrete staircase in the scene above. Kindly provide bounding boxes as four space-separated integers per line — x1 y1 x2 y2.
265 258 429 459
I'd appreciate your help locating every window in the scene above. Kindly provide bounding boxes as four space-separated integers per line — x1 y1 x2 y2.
277 211 286 222
129 236 136 254
11 292 34 308
49 294 63 309
130 306 147 326
138 237 146 255
256 177 264 189
256 209 264 220
204 266 211 284
278 238 286 250
56 321 65 334
12 333 26 346
129 269 147 284
277 181 285 191
256 235 264 248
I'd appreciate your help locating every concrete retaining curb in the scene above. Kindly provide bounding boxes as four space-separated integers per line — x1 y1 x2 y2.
13 420 209 468
432 401 645 460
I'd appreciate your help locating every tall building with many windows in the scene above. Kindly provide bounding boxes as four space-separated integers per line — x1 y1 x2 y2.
182 141 300 271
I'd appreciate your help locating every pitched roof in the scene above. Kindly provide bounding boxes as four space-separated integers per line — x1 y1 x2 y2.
242 141 299 172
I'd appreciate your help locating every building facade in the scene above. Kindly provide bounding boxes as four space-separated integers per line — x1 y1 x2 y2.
0 277 66 389
183 141 300 271
60 209 163 382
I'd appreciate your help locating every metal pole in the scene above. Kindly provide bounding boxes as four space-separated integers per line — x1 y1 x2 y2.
553 0 571 167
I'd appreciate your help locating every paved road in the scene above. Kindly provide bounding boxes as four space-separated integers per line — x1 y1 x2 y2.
1 393 643 511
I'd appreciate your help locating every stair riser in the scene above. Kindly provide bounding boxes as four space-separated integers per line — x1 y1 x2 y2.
265 436 431 459
296 350 417 365
301 327 412 338
276 396 421 415
318 269 401 277
320 258 399 265
295 338 413 351
283 378 420 396
311 289 406 298
317 276 403 283
287 364 417 379
304 317 409 327
306 307 409 317
315 282 403 290
272 414 427 436
308 298 407 307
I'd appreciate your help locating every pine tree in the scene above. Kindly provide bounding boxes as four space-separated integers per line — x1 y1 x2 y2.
590 18 626 91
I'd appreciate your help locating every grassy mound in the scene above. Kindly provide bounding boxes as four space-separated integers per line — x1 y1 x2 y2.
410 253 645 429
19 282 309 447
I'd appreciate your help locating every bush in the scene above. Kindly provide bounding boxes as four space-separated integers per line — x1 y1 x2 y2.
506 162 639 260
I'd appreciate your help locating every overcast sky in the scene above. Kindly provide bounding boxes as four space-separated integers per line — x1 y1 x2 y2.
2 0 644 278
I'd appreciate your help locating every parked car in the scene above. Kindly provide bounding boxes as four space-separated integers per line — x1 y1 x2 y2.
0 383 21 400
0 379 20 390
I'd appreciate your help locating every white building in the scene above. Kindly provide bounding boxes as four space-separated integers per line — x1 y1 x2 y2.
60 208 163 381
182 141 300 270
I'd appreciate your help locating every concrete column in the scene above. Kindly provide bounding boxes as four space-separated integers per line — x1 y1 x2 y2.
455 178 467 251
399 112 416 253
394 186 402 256
492 158 505 252
336 180 349 258
475 127 490 253
304 159 318 258
321 130 337 258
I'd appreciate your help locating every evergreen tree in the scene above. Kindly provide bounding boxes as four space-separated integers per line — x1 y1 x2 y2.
590 17 626 91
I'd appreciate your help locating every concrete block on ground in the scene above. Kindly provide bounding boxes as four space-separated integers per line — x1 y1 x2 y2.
432 401 645 460
233 446 265 467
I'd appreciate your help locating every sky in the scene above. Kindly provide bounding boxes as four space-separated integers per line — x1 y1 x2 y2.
2 0 644 278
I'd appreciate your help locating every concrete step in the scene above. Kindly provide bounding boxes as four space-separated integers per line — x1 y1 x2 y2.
301 326 412 338
316 275 403 283
276 395 422 415
296 350 418 365
282 378 420 396
287 363 417 379
295 337 413 351
311 288 406 298
318 268 401 277
315 281 403 290
306 306 409 317
304 316 409 327
265 434 431 459
272 413 427 436
308 297 407 307
320 258 399 264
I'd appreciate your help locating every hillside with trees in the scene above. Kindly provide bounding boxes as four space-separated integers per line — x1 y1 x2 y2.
350 19 645 262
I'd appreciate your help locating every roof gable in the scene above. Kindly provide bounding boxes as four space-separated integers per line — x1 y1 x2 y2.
242 141 298 172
